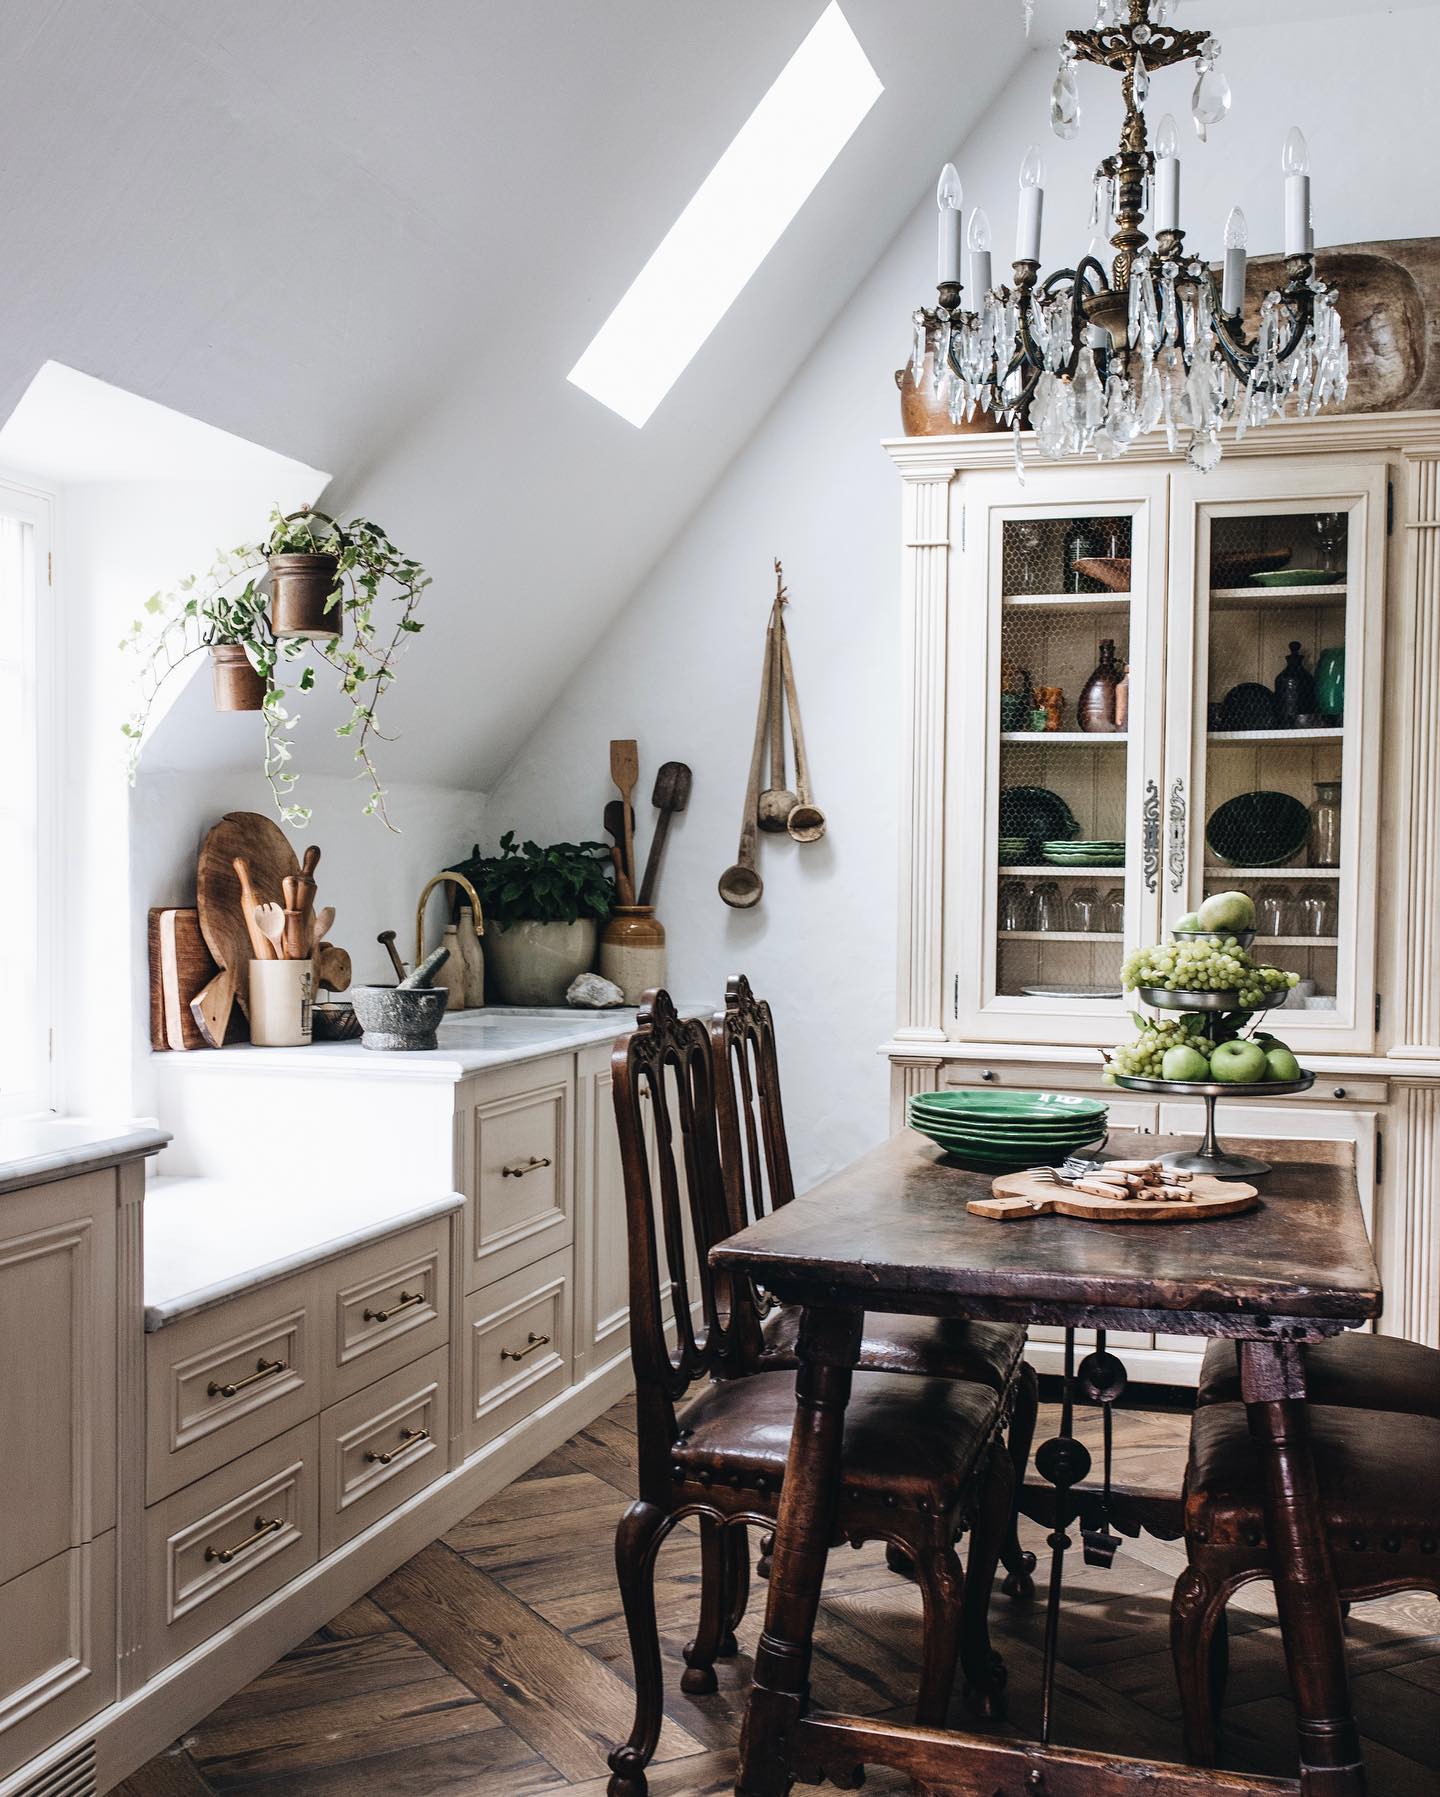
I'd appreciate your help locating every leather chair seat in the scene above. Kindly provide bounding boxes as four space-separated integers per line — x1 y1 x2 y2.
761 1304 1025 1391
1196 1332 1440 1417
674 1368 1003 1508
1185 1402 1440 1551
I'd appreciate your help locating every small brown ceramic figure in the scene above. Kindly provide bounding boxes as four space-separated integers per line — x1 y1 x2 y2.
1036 685 1065 731
1078 638 1121 732
1274 640 1316 728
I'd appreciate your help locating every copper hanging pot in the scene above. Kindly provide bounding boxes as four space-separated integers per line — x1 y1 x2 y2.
268 508 343 640
209 642 267 711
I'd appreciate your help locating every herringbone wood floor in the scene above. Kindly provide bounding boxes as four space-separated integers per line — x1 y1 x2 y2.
120 1393 1440 1797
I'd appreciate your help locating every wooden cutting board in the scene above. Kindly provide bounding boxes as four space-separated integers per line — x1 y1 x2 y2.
148 907 244 1049
972 1170 1259 1223
196 812 301 1020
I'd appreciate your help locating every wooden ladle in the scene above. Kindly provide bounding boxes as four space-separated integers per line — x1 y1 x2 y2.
718 623 772 909
780 630 825 842
756 605 797 833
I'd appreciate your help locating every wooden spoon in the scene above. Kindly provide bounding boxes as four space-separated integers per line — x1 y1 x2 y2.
253 904 286 958
779 630 825 843
757 606 797 833
610 843 634 906
310 905 335 954
610 740 639 899
638 761 692 906
232 857 273 960
718 626 772 909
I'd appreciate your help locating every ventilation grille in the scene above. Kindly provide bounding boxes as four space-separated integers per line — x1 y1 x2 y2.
11 1741 97 1797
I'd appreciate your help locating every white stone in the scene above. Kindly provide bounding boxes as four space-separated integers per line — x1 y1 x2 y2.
566 972 626 1009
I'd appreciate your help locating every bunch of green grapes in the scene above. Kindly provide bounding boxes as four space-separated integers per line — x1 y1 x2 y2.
1122 937 1299 1008
1103 1014 1206 1084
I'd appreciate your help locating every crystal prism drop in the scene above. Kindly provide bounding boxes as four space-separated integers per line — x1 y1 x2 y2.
1132 51 1149 105
1187 430 1222 473
911 311 927 385
1050 61 1081 140
1192 67 1232 127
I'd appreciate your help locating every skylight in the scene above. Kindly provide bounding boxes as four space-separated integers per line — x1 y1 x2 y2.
567 3 882 427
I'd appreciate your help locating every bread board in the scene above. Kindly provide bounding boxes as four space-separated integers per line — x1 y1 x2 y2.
972 1169 1259 1223
148 907 244 1050
195 812 300 1022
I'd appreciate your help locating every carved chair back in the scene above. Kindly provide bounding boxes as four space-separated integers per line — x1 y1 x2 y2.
612 989 759 1488
709 974 795 1234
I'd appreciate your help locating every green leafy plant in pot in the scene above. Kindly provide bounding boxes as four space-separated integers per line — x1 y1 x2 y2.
121 505 429 830
450 833 613 1007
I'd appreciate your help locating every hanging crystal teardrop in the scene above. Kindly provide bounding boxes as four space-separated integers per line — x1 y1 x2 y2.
1192 66 1232 127
1051 55 1081 139
911 311 927 385
1132 51 1150 105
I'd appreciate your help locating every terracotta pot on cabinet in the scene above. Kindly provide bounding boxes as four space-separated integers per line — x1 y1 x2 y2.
269 552 341 640
599 907 666 1005
209 642 267 711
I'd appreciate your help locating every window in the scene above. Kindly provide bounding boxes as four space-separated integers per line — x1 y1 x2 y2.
0 480 56 1115
567 2 882 427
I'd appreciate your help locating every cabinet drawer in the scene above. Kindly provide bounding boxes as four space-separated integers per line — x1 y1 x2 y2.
145 1418 318 1676
0 1533 114 1783
147 1272 313 1503
463 1247 573 1454
464 1056 574 1290
320 1347 448 1556
323 1220 450 1405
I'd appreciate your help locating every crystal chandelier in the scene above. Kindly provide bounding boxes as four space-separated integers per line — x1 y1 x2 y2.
912 0 1348 471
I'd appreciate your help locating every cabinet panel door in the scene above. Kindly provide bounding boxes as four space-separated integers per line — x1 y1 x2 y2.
0 1534 115 1782
574 1044 634 1382
950 465 1170 1046
1164 459 1387 1052
0 1171 115 1584
463 1055 575 1291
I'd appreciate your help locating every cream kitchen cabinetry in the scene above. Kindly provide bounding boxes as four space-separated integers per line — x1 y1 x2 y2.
886 415 1440 1370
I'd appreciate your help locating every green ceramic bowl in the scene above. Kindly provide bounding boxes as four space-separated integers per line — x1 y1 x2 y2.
907 1103 1108 1134
1251 568 1344 587
908 1090 1107 1123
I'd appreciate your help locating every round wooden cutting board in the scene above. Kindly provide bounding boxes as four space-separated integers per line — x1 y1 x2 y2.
973 1169 1259 1223
196 812 301 1018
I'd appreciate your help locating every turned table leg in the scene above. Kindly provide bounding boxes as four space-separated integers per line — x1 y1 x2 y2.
1240 1340 1366 1797
735 1303 861 1797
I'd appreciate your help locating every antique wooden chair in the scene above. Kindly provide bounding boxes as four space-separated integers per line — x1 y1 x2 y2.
1171 1380 1440 1765
709 972 1041 1596
606 990 1015 1797
1195 1331 1440 1418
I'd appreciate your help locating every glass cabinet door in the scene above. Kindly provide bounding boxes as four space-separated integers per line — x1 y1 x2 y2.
1165 461 1386 1052
950 469 1168 1044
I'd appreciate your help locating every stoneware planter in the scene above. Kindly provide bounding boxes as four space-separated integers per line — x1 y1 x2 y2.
269 551 341 640
486 918 598 1007
599 907 666 1005
209 642 267 711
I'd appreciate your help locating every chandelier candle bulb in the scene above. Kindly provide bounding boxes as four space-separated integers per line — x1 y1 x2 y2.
1017 144 1044 262
967 208 993 298
1283 126 1311 257
1155 114 1180 233
1221 205 1247 313
937 162 964 284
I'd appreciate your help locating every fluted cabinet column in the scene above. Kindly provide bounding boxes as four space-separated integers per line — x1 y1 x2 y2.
895 471 954 1044
1394 451 1440 1057
888 1057 943 1133
1387 1085 1439 1348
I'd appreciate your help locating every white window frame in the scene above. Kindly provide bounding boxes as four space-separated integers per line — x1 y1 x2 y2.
0 473 59 1117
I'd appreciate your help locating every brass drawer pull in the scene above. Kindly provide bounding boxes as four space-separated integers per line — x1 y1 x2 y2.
502 1155 552 1178
363 1288 425 1324
204 1514 283 1564
208 1357 287 1399
500 1330 551 1362
365 1426 430 1467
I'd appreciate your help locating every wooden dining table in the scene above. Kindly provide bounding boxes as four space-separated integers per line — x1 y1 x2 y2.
710 1129 1382 1797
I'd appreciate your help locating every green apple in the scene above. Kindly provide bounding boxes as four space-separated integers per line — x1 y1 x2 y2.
1198 889 1255 933
1210 1038 1268 1083
1174 911 1202 932
1162 1044 1211 1081
1265 1046 1302 1082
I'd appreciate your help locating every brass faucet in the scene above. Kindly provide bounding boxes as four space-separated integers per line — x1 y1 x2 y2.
414 871 485 970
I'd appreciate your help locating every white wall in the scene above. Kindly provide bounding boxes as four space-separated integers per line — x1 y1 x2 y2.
486 9 1440 1192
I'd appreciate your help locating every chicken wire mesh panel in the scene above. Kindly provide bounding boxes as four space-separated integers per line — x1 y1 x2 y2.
1202 510 1347 1007
995 515 1133 1000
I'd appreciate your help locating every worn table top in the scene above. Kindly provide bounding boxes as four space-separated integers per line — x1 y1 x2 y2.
711 1130 1381 1335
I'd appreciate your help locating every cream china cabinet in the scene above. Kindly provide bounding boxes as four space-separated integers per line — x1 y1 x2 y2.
885 415 1440 1377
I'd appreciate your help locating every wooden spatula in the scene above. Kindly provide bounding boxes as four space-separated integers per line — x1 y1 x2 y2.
610 740 639 903
603 798 633 886
638 761 692 906
310 905 335 954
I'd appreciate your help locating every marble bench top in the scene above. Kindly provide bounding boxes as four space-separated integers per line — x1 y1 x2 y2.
0 1118 169 1195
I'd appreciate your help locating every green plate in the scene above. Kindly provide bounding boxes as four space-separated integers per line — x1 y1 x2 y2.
1251 568 1344 587
1205 790 1311 867
908 1090 1106 1122
915 1135 1105 1170
908 1102 1108 1133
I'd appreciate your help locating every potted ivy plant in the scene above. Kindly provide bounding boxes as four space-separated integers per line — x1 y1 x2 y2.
122 505 429 829
449 833 613 1006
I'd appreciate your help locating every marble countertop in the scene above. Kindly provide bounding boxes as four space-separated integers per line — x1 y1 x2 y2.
144 1176 465 1331
150 1004 707 1082
0 1117 170 1195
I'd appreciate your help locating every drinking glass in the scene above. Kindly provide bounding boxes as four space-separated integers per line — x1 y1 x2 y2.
1256 883 1292 938
1102 889 1125 934
1032 881 1064 934
1067 885 1100 933
1299 892 1334 939
999 880 1031 934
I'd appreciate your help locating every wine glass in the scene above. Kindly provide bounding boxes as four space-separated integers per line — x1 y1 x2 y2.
1313 512 1345 578
1014 521 1043 593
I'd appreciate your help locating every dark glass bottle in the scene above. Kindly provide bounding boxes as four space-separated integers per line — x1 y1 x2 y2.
1274 640 1316 728
1078 638 1121 733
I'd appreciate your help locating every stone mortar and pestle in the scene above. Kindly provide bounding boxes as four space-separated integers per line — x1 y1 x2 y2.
352 945 451 1050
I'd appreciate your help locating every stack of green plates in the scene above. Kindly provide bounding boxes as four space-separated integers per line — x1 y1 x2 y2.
998 835 1027 864
1042 839 1125 867
906 1090 1109 1171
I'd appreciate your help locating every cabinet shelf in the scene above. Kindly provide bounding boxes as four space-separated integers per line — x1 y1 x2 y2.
1002 864 1127 878
999 930 1123 943
1208 728 1343 743
1203 865 1339 879
1209 585 1346 607
1261 936 1340 948
1003 592 1131 610
1000 731 1128 745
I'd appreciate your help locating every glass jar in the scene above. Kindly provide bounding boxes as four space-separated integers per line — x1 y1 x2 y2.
1309 781 1342 868
1066 885 1100 933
